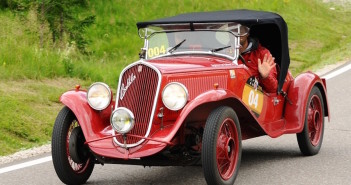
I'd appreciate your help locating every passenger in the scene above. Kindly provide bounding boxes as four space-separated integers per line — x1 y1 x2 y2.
238 25 278 93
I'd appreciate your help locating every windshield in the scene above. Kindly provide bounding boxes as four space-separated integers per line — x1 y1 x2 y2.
140 23 241 61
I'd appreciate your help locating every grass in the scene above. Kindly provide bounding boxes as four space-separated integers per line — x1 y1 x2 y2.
83 0 351 75
0 0 351 156
1 0 351 82
0 9 130 88
0 78 88 156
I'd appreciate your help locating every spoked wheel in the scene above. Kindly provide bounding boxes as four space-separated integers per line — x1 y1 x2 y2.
52 106 95 184
202 106 242 185
297 86 325 156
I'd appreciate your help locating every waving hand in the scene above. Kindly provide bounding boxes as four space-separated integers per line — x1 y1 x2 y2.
258 54 276 79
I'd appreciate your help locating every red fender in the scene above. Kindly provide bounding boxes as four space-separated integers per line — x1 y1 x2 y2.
59 90 113 142
61 90 172 159
160 89 260 142
284 72 330 133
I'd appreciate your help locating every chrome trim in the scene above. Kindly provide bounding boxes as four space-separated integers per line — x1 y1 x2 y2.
141 28 149 59
144 38 149 60
119 73 136 100
152 51 237 62
140 24 248 38
162 82 189 111
138 28 145 39
234 33 240 65
87 82 112 111
113 59 162 148
110 107 135 134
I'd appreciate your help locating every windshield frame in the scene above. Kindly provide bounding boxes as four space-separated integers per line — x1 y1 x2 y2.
139 23 242 63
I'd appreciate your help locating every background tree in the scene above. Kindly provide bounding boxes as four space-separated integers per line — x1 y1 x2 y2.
1 0 94 52
39 0 95 52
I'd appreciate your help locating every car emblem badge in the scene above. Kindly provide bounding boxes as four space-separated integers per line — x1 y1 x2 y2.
138 65 143 73
120 73 136 100
229 70 236 79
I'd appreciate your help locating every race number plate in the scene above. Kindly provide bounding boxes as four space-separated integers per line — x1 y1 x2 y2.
242 76 264 116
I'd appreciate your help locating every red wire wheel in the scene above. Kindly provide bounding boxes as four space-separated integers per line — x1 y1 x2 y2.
297 86 325 156
216 118 240 180
307 95 323 146
202 106 242 185
66 121 92 173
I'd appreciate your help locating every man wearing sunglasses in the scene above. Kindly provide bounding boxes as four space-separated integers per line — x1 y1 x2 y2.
238 25 278 93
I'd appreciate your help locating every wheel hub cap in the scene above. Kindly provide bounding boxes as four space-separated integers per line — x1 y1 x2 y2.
216 119 239 180
307 95 323 146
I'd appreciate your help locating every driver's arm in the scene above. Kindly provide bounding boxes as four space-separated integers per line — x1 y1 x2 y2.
259 49 278 93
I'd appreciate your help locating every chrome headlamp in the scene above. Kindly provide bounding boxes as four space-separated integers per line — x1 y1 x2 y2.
87 82 112 111
162 82 188 111
111 107 135 134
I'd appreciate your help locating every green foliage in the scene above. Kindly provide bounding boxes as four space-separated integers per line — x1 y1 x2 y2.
0 0 8 9
36 0 95 52
0 0 29 11
69 15 96 53
1 0 96 52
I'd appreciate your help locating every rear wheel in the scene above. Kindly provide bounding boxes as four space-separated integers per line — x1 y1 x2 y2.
202 106 242 185
297 87 325 156
52 106 95 184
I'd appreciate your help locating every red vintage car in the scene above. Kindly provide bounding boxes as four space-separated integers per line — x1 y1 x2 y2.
52 10 329 185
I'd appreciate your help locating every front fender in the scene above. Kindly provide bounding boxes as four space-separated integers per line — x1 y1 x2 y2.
60 90 113 141
161 89 260 142
284 72 330 133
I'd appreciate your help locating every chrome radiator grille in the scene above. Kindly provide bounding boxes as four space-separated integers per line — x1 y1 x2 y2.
115 62 160 146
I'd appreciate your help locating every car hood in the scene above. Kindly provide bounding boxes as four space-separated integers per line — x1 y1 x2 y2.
147 55 235 74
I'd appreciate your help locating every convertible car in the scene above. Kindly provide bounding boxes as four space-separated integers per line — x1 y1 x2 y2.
52 10 329 185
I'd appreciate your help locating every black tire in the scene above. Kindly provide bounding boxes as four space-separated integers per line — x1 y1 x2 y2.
202 106 242 185
52 106 95 184
297 86 325 156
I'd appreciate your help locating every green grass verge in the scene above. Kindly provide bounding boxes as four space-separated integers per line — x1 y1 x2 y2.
0 78 89 156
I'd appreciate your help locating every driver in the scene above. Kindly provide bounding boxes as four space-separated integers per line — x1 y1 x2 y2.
238 25 278 93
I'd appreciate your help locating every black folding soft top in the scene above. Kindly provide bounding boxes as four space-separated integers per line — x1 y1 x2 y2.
137 9 290 93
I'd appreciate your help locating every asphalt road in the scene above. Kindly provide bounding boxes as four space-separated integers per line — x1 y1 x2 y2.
1 64 351 185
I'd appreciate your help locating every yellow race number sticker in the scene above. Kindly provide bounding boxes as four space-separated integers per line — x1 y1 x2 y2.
148 45 166 58
242 77 264 115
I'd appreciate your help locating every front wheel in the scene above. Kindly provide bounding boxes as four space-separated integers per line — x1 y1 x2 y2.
297 86 325 156
202 106 242 185
52 106 95 184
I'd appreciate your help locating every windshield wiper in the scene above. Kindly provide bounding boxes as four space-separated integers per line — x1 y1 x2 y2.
168 39 186 54
210 45 231 53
